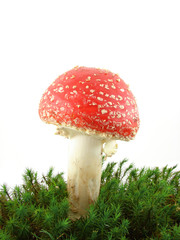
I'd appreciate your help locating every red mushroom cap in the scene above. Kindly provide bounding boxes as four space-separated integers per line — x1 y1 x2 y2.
39 66 140 140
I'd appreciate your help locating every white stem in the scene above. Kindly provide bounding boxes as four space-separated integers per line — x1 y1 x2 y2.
67 134 102 220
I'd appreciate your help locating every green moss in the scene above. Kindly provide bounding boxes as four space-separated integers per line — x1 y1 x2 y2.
0 160 179 240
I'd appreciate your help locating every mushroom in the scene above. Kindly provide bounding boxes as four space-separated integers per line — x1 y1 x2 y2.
39 66 140 220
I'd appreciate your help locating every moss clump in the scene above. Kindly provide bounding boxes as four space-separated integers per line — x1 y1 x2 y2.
0 159 179 239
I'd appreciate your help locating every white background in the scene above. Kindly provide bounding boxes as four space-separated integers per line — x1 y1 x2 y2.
0 0 180 187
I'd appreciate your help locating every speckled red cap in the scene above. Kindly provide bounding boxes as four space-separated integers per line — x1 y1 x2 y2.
39 66 140 140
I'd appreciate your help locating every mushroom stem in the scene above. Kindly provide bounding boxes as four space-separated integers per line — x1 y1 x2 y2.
67 134 102 220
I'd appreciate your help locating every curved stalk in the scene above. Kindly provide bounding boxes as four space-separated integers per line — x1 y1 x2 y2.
67 134 102 220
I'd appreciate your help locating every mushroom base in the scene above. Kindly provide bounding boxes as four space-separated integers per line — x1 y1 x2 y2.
67 134 102 220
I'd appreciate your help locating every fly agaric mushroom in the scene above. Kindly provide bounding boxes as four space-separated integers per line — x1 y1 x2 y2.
39 66 140 219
